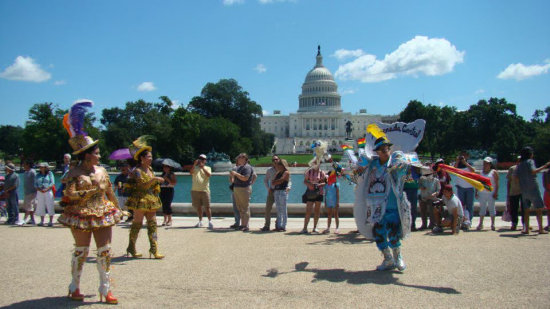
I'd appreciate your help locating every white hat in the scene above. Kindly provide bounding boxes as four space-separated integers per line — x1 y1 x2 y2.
483 156 493 163
198 154 207 160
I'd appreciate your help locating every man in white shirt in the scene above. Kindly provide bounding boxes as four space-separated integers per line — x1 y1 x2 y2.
433 184 464 235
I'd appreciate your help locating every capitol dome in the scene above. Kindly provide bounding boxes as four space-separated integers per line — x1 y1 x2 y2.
298 46 342 113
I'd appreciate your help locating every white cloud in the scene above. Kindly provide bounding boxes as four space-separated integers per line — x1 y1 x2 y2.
333 49 365 61
475 89 485 94
259 0 295 3
335 36 465 83
497 60 550 81
54 80 66 86
340 88 356 95
254 64 267 73
263 110 270 116
137 81 156 92
0 56 52 82
223 0 244 5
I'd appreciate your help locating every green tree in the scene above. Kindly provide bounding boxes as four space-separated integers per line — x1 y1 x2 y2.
0 125 24 159
22 103 72 162
188 78 271 155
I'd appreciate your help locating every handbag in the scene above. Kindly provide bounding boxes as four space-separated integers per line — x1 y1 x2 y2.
305 188 320 200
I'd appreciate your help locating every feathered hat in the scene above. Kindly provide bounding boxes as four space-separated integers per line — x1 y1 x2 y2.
367 124 392 151
63 100 99 155
129 135 153 161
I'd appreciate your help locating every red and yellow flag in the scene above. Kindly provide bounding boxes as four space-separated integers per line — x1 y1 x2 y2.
357 138 366 148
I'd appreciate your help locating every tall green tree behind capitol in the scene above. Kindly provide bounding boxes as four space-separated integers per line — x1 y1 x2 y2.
1 79 548 165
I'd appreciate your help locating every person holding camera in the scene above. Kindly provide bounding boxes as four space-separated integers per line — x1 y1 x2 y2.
230 153 255 232
454 152 475 222
432 185 464 235
190 154 212 229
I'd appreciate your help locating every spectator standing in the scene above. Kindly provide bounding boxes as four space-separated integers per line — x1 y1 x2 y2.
230 153 255 232
190 154 213 229
403 170 419 231
543 167 550 231
261 155 279 232
323 179 340 234
35 162 55 226
301 165 326 234
418 168 440 230
476 157 499 231
20 160 37 225
62 153 71 174
435 159 450 198
515 146 550 234
507 158 523 230
454 153 475 222
3 163 20 225
160 164 177 227
271 159 290 231
114 163 131 222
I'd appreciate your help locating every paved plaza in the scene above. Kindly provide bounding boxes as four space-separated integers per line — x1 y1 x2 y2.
1 215 549 308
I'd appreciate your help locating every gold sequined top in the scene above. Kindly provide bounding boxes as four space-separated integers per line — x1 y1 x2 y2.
125 166 161 211
62 166 119 217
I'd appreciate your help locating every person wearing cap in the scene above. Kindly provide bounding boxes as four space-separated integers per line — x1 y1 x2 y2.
418 163 440 230
20 160 37 225
34 162 56 227
190 154 212 229
355 136 414 271
114 163 131 222
506 157 523 230
3 162 20 225
475 157 499 231
57 100 122 304
514 146 550 234
125 136 166 258
271 158 290 231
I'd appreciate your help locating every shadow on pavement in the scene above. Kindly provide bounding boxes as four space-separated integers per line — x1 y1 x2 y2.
4 295 99 308
306 232 371 245
264 262 460 295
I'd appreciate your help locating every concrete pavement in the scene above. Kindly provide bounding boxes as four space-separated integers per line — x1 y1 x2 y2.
0 215 549 308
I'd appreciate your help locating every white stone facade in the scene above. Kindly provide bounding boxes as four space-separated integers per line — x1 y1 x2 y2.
261 46 397 154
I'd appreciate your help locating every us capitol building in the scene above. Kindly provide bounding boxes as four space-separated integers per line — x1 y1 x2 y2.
260 46 397 154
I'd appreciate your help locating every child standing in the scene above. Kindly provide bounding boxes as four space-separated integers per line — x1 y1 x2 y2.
323 180 340 234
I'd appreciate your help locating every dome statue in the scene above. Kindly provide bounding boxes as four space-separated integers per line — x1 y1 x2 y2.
298 45 342 113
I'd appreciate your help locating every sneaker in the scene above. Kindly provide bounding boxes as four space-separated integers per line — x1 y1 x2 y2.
476 225 483 231
229 223 239 229
37 222 44 226
260 226 270 232
16 220 24 226
194 221 203 228
312 228 319 233
29 219 36 225
299 228 308 234
334 228 340 234
242 227 249 232
432 226 443 233
47 222 53 227
208 221 214 230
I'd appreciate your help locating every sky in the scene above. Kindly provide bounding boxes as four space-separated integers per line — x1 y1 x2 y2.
1 0 549 127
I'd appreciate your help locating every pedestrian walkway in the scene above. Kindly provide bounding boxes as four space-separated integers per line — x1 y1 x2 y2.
1 215 549 308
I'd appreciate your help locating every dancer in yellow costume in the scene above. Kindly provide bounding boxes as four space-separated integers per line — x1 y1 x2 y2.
58 100 122 304
125 136 166 259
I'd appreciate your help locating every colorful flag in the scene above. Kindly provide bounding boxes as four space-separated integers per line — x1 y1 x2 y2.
357 138 366 148
341 144 353 150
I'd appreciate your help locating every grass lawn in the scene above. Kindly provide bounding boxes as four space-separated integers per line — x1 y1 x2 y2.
249 154 342 166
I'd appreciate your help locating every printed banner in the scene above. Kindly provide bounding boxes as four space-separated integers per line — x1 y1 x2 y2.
367 119 426 153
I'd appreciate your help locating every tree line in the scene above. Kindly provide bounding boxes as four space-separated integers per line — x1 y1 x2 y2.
399 98 550 164
0 79 274 166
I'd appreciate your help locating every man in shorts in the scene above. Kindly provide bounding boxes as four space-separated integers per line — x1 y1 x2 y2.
432 185 464 235
19 161 37 225
191 154 213 229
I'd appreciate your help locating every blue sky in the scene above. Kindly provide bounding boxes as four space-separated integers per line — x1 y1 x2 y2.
1 0 549 127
